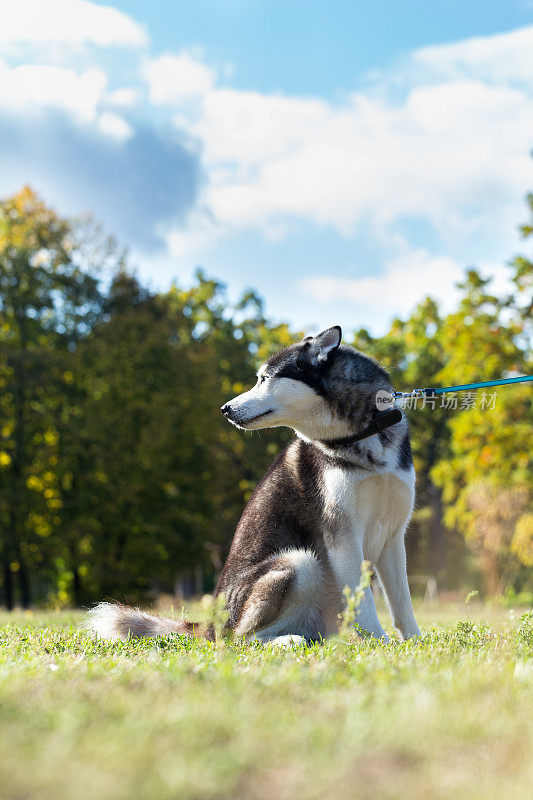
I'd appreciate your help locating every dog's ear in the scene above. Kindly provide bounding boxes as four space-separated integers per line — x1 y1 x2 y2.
307 326 342 366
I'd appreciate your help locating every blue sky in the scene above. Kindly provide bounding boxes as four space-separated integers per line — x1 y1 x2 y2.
0 0 532 334
111 1 533 95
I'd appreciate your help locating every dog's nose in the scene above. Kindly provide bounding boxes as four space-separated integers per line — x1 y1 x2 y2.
221 404 231 416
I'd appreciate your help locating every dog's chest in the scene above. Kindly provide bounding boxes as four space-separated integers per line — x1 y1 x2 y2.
320 465 413 590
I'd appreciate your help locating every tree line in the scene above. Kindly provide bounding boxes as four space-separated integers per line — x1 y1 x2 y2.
0 187 531 608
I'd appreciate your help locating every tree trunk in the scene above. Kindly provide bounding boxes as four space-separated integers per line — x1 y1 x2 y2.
17 557 31 608
429 480 446 575
72 565 82 607
426 419 448 577
481 549 504 597
2 556 13 610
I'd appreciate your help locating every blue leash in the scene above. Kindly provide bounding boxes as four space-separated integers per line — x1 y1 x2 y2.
365 374 532 441
394 374 533 399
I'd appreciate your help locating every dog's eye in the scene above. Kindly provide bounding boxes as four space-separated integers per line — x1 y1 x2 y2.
259 375 267 384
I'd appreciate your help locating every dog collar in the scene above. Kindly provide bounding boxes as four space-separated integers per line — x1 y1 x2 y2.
320 408 403 449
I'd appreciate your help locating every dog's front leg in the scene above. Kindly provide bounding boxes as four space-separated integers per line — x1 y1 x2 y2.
353 580 389 642
331 544 389 641
376 533 421 640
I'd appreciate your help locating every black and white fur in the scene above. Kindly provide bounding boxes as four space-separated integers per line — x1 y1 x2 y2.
88 326 421 645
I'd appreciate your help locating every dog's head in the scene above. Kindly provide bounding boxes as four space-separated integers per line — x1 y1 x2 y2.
221 326 392 441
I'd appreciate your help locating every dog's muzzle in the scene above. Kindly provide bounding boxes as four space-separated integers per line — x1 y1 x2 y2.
221 403 274 427
221 403 244 424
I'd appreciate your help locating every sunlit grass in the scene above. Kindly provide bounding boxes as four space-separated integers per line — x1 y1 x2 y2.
0 603 532 800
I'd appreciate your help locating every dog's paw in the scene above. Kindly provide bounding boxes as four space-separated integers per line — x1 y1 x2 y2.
269 634 307 648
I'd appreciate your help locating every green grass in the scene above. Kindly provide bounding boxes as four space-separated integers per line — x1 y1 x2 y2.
0 603 532 800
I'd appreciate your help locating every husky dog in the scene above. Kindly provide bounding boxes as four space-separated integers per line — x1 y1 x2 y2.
88 326 421 644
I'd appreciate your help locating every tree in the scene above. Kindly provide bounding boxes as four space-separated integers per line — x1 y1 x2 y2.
432 255 532 596
0 187 107 607
48 269 296 604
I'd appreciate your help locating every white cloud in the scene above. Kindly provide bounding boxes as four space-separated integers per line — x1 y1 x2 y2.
0 60 107 121
165 211 220 259
413 25 533 85
153 26 533 252
299 246 511 322
300 249 464 315
1 8 530 334
200 81 532 238
105 87 141 109
97 111 133 141
0 60 135 143
0 0 147 48
144 52 215 105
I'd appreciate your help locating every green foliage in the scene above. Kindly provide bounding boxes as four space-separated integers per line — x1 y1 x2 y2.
0 187 107 608
517 610 533 649
338 561 373 637
431 253 532 595
0 188 291 608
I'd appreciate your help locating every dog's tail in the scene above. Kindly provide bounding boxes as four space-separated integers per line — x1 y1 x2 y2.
86 602 211 642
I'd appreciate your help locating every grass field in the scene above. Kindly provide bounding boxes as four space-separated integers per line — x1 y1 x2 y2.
0 601 532 800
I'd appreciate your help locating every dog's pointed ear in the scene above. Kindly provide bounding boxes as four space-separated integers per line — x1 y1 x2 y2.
308 326 342 365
